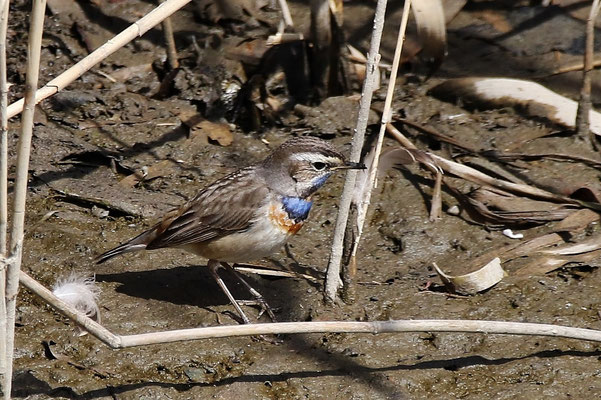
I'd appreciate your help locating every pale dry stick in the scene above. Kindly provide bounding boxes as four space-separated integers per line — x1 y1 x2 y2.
6 0 191 119
160 0 179 70
575 0 601 149
385 122 415 149
352 0 412 263
18 271 601 348
278 0 294 28
233 265 319 283
546 57 601 77
325 0 388 302
429 170 442 220
0 0 8 255
428 154 587 205
3 1 47 397
266 32 305 46
0 0 9 376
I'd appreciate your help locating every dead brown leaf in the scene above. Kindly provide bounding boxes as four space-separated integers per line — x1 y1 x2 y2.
179 111 233 147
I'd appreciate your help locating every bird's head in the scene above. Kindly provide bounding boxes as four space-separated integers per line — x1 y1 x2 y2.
261 136 365 198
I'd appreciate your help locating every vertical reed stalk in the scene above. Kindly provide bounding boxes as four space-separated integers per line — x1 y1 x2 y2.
3 0 46 397
0 0 9 378
159 0 179 69
325 0 388 302
576 0 601 149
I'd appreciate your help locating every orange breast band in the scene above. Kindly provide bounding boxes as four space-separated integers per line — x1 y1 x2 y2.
269 204 304 234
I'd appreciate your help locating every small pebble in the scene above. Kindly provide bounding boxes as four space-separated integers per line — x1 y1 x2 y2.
447 205 460 215
91 206 109 219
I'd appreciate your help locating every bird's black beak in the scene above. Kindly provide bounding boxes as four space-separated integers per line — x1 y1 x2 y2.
339 161 366 170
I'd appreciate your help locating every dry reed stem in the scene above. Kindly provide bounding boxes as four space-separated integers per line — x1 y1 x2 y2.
0 0 8 256
160 1 179 70
278 0 294 28
428 154 587 205
6 0 191 119
325 0 388 303
576 0 601 148
429 170 442 220
18 271 601 348
350 0 412 269
0 0 9 378
3 1 46 397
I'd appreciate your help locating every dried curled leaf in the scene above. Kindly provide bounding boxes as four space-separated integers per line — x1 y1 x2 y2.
430 78 601 136
433 257 506 295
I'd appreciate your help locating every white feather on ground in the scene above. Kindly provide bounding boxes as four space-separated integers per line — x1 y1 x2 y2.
52 273 101 323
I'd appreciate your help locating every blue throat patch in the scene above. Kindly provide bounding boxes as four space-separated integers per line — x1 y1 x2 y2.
281 197 313 222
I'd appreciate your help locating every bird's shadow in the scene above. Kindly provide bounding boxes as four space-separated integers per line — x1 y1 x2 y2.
95 265 283 310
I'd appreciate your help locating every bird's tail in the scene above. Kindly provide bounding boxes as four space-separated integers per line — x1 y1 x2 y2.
95 230 154 264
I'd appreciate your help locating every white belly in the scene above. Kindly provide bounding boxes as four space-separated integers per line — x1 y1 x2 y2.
180 212 294 262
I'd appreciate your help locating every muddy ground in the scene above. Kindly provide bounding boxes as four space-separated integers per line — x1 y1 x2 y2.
6 0 601 399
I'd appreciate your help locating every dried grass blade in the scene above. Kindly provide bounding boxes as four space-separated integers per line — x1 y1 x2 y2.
515 249 601 276
539 232 601 255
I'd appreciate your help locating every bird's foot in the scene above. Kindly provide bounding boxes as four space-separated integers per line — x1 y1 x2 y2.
237 298 279 322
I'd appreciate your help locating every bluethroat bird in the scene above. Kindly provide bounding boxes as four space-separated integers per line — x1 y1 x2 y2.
96 136 365 323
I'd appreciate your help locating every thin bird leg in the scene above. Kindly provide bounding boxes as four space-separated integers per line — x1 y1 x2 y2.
220 261 277 322
208 259 251 324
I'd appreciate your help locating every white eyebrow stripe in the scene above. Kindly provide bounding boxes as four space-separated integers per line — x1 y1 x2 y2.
289 153 341 164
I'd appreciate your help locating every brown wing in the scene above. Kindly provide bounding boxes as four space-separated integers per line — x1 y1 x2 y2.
146 168 269 249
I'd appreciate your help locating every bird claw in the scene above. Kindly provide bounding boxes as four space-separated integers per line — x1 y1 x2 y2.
237 299 279 322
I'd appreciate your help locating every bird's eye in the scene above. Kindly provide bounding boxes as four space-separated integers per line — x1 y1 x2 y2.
312 162 327 171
